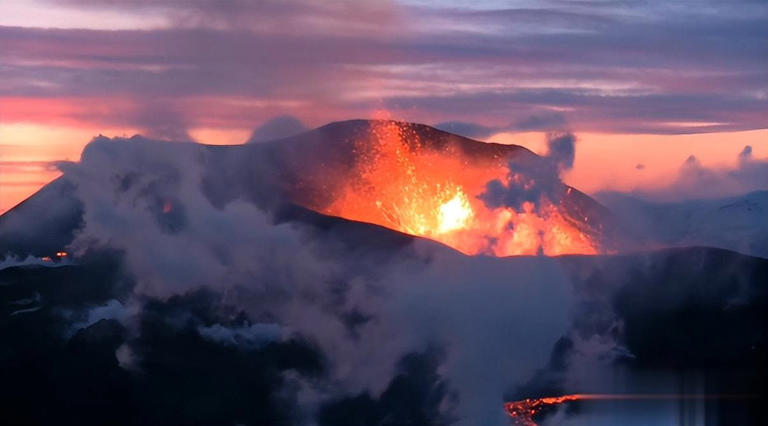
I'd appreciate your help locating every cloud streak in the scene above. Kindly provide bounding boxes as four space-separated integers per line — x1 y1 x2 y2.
0 0 765 134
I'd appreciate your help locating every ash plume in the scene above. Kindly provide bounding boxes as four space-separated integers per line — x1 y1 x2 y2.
480 132 575 212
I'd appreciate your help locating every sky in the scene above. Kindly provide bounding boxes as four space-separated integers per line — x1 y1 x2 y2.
1 0 767 213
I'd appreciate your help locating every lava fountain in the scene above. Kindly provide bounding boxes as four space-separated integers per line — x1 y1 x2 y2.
307 121 602 256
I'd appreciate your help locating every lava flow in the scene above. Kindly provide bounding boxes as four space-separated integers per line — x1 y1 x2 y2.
317 121 601 256
505 394 583 425
504 393 745 425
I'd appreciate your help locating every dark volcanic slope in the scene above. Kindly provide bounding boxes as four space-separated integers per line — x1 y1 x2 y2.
0 177 82 258
1 245 766 425
518 247 768 425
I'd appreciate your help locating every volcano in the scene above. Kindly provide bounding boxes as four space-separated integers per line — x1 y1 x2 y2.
0 119 612 258
258 120 612 256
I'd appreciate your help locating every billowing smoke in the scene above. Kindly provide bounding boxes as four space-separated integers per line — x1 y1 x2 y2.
50 135 575 425
546 132 575 173
480 132 575 212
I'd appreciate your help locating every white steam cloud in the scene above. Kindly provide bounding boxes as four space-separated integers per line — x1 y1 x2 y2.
57 135 578 425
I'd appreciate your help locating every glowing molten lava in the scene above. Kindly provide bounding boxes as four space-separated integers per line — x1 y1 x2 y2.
318 121 600 256
504 393 738 425
437 191 473 233
505 394 583 425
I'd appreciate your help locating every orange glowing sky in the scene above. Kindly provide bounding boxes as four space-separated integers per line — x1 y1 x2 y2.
489 129 768 195
2 120 765 214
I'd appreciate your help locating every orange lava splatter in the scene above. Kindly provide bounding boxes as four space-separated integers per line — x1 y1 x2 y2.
320 121 599 256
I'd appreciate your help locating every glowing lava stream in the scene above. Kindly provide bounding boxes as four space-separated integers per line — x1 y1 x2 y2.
504 393 750 425
320 121 600 256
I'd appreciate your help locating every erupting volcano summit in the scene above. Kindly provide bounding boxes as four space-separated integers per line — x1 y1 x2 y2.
261 120 612 256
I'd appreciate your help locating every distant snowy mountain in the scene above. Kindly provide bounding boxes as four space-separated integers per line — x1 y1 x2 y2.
596 190 768 258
